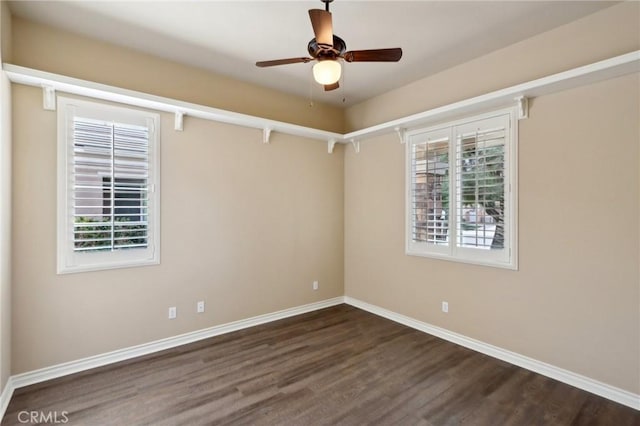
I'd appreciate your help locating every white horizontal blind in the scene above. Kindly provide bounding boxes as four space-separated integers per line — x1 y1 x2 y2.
455 126 505 251
72 118 150 252
411 134 449 246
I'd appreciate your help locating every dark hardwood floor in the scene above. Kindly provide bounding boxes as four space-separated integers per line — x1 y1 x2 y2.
2 305 638 425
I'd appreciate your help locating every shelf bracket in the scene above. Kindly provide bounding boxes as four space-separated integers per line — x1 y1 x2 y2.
515 96 529 120
42 85 56 111
263 127 272 144
174 111 184 131
394 127 406 144
328 139 337 154
350 139 360 154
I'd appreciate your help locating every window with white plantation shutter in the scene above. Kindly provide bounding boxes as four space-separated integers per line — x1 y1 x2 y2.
409 128 451 256
57 98 160 274
406 109 517 269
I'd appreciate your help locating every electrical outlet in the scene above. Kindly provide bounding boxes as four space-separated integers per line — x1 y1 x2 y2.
442 301 449 313
197 301 205 313
168 306 177 319
313 280 319 291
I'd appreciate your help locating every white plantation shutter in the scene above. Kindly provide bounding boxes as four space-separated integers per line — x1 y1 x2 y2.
406 109 516 269
408 128 450 256
73 118 150 251
58 98 160 274
455 118 507 253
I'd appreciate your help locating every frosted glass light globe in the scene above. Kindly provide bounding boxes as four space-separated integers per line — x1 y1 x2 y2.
312 60 342 85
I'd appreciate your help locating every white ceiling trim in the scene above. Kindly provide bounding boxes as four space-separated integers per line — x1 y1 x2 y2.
3 50 639 153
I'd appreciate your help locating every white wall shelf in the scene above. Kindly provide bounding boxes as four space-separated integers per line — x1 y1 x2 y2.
3 64 343 145
3 49 639 150
343 50 640 143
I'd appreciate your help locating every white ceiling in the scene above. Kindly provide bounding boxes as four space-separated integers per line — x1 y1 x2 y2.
8 1 616 107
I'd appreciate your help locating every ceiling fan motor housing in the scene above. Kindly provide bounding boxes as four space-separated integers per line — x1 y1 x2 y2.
308 35 347 59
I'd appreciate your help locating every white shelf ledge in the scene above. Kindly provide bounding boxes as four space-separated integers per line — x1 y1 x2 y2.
344 50 640 142
2 64 343 143
3 50 639 150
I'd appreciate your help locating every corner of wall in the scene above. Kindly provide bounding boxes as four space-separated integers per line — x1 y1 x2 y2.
0 0 12 398
0 70 12 397
0 1 12 63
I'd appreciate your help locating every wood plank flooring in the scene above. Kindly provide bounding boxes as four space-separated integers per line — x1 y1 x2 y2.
2 305 638 425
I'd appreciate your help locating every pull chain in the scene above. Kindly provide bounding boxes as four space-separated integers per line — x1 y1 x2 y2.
308 66 314 107
341 60 347 104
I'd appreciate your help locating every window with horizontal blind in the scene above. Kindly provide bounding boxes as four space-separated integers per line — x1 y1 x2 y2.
57 97 160 274
406 108 517 269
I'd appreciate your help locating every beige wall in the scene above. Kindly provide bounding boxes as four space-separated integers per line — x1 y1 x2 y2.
1 1 10 63
0 0 12 394
344 2 640 394
10 17 345 133
11 85 344 373
346 2 640 131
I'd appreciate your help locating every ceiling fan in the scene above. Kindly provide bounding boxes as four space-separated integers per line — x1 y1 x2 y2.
255 0 402 92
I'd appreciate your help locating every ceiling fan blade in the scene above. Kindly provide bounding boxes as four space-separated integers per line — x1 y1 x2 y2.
309 9 333 47
324 81 339 91
256 57 313 67
343 48 403 63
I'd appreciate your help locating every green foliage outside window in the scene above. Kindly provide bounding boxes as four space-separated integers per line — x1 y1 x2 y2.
74 216 147 250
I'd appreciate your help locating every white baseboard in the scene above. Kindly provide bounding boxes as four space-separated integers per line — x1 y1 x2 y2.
0 377 15 421
344 296 640 411
9 297 345 391
3 294 638 420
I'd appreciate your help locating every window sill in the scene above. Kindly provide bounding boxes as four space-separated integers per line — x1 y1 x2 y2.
405 249 518 271
57 258 160 275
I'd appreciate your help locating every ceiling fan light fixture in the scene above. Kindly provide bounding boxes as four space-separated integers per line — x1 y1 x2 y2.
313 59 341 85
255 0 402 93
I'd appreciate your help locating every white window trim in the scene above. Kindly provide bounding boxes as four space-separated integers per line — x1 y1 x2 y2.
405 107 518 270
57 97 161 274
